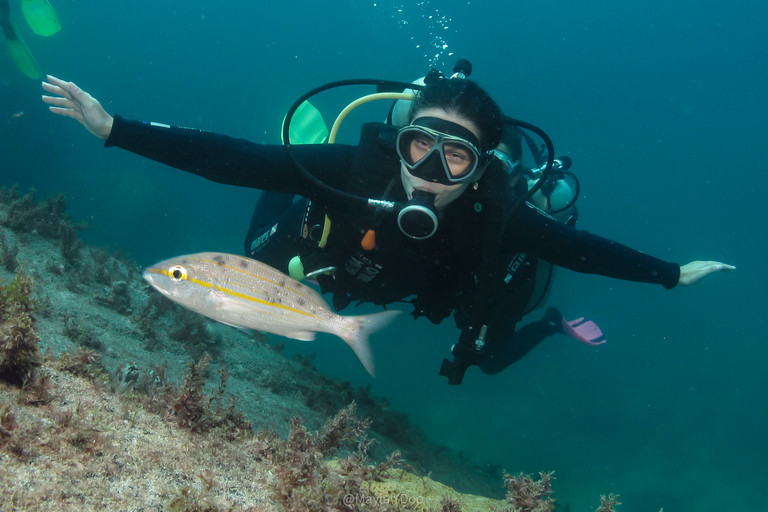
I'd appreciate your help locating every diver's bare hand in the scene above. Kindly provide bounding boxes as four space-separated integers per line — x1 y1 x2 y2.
42 75 114 140
678 260 736 286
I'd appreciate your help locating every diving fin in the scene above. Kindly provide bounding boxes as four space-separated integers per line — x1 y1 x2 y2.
2 19 42 78
281 100 328 145
21 0 60 36
561 316 607 346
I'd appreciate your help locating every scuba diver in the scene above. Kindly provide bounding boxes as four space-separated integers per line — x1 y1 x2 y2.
1 0 61 79
244 62 590 379
40 70 735 385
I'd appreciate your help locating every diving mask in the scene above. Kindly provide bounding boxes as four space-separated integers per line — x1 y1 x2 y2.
396 117 486 185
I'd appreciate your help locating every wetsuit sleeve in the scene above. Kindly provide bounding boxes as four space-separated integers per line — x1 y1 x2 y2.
104 115 357 195
508 203 681 289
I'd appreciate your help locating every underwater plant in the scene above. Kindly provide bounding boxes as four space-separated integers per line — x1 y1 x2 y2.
95 279 132 315
0 186 87 265
502 471 555 512
263 402 401 512
162 353 252 438
57 345 107 382
0 268 40 386
136 289 221 359
0 231 19 271
596 494 622 512
62 316 103 350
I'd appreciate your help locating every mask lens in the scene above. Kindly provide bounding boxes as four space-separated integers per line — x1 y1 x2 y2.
397 126 480 184
442 142 476 179
397 128 437 166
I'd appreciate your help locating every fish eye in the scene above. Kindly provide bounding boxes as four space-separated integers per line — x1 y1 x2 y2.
168 265 187 283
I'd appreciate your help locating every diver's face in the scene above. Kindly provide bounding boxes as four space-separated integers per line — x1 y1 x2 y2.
406 130 476 178
399 108 483 210
400 167 471 209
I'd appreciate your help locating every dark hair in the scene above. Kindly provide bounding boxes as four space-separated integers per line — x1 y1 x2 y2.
408 78 504 152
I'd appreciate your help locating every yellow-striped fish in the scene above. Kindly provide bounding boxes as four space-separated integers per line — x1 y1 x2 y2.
142 252 399 376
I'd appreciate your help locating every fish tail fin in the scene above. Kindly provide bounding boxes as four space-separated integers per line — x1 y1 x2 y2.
341 310 400 378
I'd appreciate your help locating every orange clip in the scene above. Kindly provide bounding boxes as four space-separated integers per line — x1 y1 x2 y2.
361 229 376 251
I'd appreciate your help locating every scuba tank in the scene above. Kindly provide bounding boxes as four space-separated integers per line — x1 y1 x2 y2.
522 156 580 313
525 156 578 225
491 117 581 315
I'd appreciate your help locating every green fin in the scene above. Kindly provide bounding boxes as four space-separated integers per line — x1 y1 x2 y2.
21 0 60 36
281 100 328 145
3 20 42 78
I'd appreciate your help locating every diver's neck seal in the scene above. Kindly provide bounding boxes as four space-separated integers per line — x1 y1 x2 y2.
397 190 439 239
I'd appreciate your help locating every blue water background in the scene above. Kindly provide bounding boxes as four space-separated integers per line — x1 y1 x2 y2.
2 1 766 510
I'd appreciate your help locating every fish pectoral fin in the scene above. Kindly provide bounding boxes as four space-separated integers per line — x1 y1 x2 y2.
286 330 317 342
215 320 261 337
232 325 258 336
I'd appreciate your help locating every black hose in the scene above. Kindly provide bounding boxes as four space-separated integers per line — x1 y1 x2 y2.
546 169 580 215
504 118 555 214
282 79 425 212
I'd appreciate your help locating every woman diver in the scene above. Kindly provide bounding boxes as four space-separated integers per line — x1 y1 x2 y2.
40 72 735 384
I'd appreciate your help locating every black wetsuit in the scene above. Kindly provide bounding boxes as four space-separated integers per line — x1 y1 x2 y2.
106 116 680 381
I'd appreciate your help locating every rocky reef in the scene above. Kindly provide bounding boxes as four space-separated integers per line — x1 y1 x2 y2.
0 187 623 511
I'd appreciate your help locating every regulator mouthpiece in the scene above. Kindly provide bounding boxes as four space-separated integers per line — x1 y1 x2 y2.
398 190 439 239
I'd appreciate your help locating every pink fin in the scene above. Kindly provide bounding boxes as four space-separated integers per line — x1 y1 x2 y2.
561 317 607 346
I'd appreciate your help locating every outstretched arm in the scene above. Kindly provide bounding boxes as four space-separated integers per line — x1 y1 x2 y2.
677 260 736 286
42 75 113 140
508 205 737 289
40 75 358 195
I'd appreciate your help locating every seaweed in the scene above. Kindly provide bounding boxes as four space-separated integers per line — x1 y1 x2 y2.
0 268 40 386
439 497 464 512
167 485 222 512
0 403 18 442
17 368 54 406
0 403 30 460
57 346 107 382
262 356 416 451
0 231 19 271
596 494 622 512
83 245 138 287
0 184 19 205
162 353 252 438
0 187 87 265
136 288 221 358
59 221 84 264
501 471 555 512
136 291 173 350
264 402 401 512
316 401 373 458
171 353 214 431
62 316 104 351
95 279 132 315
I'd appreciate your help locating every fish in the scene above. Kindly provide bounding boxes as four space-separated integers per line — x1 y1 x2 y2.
142 252 400 376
